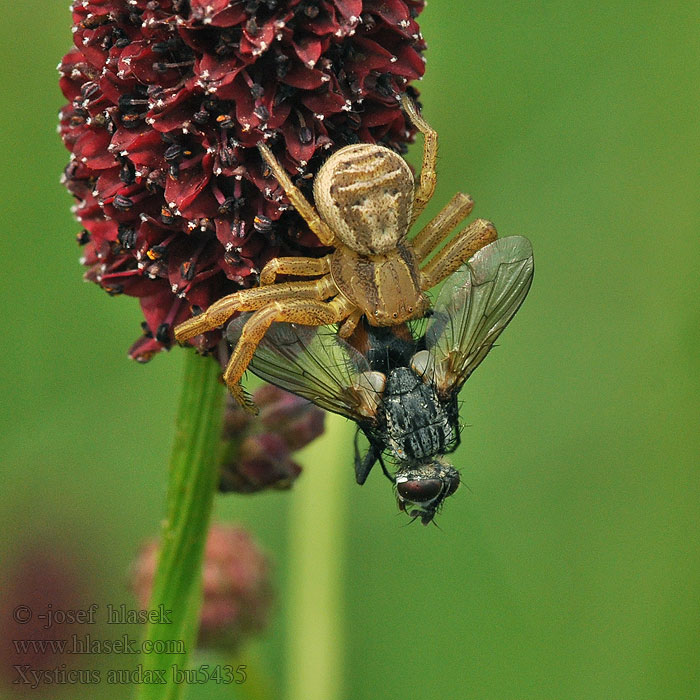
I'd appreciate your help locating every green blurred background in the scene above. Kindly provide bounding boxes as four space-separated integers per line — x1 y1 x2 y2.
1 2 698 699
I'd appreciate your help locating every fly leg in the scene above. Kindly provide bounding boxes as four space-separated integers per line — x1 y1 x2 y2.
354 431 382 485
377 453 393 483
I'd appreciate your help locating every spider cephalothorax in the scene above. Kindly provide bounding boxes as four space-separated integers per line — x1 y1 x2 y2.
175 96 497 409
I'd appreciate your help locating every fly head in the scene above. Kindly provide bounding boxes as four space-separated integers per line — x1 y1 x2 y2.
394 459 460 525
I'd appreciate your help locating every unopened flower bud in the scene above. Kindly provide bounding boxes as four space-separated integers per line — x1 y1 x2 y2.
257 384 326 451
220 433 301 494
219 385 323 493
131 524 273 650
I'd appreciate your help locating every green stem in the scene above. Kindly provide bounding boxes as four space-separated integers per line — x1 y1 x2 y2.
286 413 350 700
135 352 226 700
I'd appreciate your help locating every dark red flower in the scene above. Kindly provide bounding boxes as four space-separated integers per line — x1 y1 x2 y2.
59 0 426 361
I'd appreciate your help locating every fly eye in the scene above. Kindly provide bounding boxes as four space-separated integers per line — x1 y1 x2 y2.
396 478 443 503
444 476 460 497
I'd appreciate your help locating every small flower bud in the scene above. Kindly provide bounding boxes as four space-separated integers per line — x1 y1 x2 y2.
258 385 325 451
0 540 95 686
219 385 323 493
220 433 302 494
131 524 273 650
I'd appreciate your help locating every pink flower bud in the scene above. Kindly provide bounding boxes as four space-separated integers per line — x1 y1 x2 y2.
131 524 273 650
219 385 322 493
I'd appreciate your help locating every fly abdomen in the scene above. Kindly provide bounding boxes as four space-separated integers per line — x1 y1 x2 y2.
383 368 454 462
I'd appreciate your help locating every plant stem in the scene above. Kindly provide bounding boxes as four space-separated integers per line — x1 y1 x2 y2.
135 352 226 700
285 413 350 700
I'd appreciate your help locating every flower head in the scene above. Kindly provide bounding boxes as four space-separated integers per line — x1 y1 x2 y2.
131 522 273 649
59 0 426 361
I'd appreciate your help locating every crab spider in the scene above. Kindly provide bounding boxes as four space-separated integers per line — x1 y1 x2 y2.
174 95 497 410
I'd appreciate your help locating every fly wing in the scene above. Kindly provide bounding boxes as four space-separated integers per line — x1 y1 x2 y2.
418 236 534 395
226 316 385 422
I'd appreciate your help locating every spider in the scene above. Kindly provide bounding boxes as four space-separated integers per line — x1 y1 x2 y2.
174 95 497 409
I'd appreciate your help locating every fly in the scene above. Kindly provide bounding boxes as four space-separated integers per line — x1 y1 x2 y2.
227 236 534 523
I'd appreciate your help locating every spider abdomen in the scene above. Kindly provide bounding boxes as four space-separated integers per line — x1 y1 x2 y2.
314 143 414 255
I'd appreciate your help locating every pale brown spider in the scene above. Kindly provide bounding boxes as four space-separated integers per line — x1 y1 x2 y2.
174 96 497 408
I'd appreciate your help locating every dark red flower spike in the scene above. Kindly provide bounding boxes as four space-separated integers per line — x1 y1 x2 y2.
59 0 426 360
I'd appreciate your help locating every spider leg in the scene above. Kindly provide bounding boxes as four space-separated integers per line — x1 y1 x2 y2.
337 308 363 339
174 276 335 341
222 294 354 404
258 143 335 246
260 254 332 285
411 192 474 262
401 94 438 226
419 219 498 291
